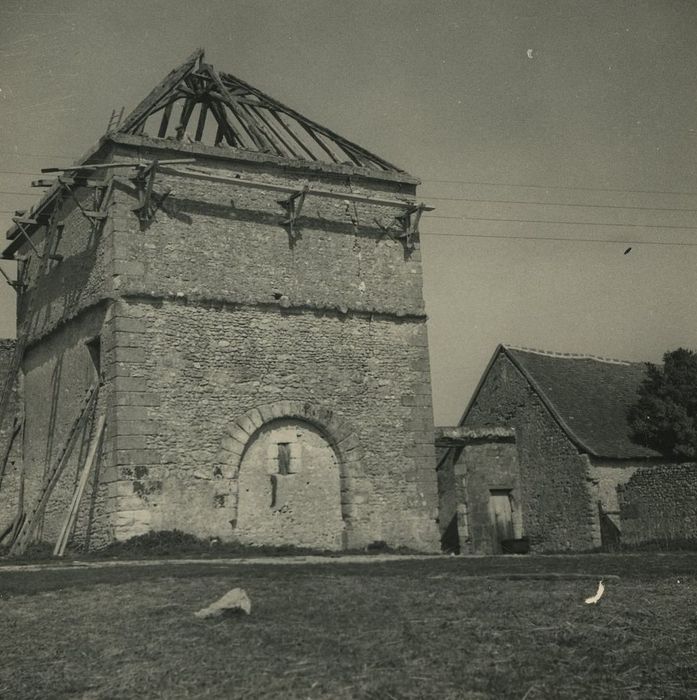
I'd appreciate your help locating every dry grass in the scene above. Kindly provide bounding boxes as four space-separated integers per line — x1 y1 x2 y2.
1 554 696 699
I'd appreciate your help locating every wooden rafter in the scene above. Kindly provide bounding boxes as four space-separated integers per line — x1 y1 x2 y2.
111 50 405 173
201 64 274 152
218 70 400 171
119 48 203 134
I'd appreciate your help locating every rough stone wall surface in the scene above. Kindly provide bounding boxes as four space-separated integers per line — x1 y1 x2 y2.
618 463 697 546
436 450 460 549
236 418 344 549
17 186 112 344
463 353 597 552
456 440 522 555
107 147 425 317
22 306 112 550
10 140 440 552
8 174 115 550
588 459 646 515
0 339 21 534
107 297 438 550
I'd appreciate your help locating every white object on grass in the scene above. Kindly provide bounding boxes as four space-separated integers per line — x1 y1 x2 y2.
195 588 252 618
584 579 605 605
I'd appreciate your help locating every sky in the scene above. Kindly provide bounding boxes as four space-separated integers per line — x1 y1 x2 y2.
1 0 697 424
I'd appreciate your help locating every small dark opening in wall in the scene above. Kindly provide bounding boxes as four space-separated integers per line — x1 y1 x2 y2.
277 442 291 475
86 336 101 377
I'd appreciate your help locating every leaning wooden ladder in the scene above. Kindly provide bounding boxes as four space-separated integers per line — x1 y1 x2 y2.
9 384 99 556
53 414 106 557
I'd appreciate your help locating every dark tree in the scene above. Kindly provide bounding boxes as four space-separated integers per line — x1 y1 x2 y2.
629 348 697 459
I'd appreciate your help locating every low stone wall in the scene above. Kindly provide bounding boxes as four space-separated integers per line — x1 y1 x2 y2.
618 463 697 547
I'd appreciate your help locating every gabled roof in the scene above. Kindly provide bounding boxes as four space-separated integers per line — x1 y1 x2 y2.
114 49 403 173
461 344 661 459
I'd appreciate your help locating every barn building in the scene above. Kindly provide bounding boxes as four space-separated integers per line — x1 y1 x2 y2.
0 50 440 553
436 345 670 554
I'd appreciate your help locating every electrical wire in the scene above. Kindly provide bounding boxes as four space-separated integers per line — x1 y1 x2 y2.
419 230 697 247
2 149 697 198
0 151 73 159
420 195 697 213
427 214 697 231
421 178 697 197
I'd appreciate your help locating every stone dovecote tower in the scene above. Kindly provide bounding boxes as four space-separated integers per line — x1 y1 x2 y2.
1 50 440 552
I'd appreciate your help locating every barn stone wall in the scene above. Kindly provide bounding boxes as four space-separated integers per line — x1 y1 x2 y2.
618 463 697 547
463 353 598 552
437 432 521 554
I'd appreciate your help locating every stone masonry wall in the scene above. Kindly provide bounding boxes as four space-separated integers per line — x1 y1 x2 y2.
8 174 115 550
0 339 21 536
106 298 439 550
22 305 112 550
618 463 697 547
10 138 440 552
436 449 460 551
15 184 112 344
456 439 522 555
107 143 425 317
463 353 598 552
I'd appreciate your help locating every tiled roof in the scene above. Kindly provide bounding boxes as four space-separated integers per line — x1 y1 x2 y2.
503 346 660 459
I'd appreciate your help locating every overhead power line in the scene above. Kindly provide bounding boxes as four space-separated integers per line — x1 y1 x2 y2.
427 214 697 231
0 213 694 248
422 195 697 213
1 148 697 199
420 230 697 247
421 178 697 198
0 151 74 159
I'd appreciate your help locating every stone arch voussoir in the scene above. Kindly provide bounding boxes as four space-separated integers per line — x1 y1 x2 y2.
218 400 363 534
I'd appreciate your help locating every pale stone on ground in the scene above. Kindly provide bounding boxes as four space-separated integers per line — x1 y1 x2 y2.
194 588 251 618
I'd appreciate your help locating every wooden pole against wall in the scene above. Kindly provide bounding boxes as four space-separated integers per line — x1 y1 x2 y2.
53 415 106 558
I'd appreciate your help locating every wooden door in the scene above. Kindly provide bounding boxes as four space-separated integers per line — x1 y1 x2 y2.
488 490 514 553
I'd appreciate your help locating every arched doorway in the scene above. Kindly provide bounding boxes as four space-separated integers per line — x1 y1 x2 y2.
235 418 344 550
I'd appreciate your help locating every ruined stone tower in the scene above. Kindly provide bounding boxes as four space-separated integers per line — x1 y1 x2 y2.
0 50 440 552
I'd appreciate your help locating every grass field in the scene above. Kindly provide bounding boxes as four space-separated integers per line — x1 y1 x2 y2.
1 553 696 699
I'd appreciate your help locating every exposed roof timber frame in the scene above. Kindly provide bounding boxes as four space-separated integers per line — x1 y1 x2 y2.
272 110 318 161
117 49 203 134
201 63 271 152
114 50 402 172
218 70 400 171
250 107 303 159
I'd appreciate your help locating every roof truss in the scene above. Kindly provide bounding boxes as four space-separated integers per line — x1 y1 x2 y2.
115 49 402 173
